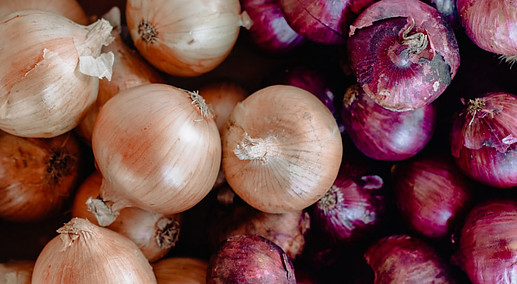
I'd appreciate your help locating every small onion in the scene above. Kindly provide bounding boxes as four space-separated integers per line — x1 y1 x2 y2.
91 83 221 225
0 0 88 24
341 84 437 161
0 131 83 222
0 260 34 284
152 257 208 284
71 171 182 262
454 199 517 284
207 234 296 283
364 234 457 283
347 0 460 111
126 0 248 77
240 0 305 54
391 154 473 239
450 92 517 188
31 218 157 283
222 85 343 213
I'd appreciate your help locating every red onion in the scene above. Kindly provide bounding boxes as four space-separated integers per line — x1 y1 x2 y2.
278 0 376 45
240 0 305 54
347 0 460 111
454 199 517 284
457 0 517 61
450 92 517 188
207 234 296 283
364 234 457 283
391 154 473 240
341 84 437 161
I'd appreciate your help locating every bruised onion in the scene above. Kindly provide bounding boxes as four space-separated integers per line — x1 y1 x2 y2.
91 83 221 225
454 199 517 284
341 84 437 161
222 85 343 213
391 155 473 239
240 0 305 53
0 0 88 24
347 0 460 111
450 92 517 188
364 234 457 283
207 234 296 283
152 257 208 284
31 218 157 283
0 131 82 222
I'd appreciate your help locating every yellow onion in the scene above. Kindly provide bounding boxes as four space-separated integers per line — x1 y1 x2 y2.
91 83 221 225
31 218 157 283
0 10 114 138
125 0 250 77
152 257 208 284
0 0 88 24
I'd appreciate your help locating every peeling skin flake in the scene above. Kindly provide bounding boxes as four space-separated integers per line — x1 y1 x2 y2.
503 134 517 145
79 51 115 80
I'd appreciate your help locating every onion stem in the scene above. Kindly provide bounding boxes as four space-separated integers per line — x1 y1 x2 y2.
233 132 276 162
402 19 428 55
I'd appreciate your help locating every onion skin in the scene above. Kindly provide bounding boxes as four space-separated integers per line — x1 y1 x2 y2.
222 85 343 213
0 131 82 222
347 0 460 111
341 85 437 161
454 199 517 284
207 234 296 284
241 0 305 54
457 0 517 57
391 155 473 240
0 0 89 24
152 257 208 284
450 92 517 188
364 234 457 283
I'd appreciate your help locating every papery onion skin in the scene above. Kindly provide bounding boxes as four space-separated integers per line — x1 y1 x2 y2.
31 218 157 284
126 0 243 77
0 10 113 138
341 84 437 161
364 234 457 283
152 257 208 284
278 0 377 45
457 0 517 58
391 155 473 240
450 92 517 188
0 131 82 222
0 0 88 24
454 199 517 284
241 0 305 54
206 234 296 284
222 85 343 214
347 0 460 111
92 83 221 217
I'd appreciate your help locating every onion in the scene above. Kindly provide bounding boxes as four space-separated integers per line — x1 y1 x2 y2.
391 154 473 240
364 234 457 283
152 257 208 284
341 84 438 161
422 0 459 30
0 260 34 284
222 85 343 213
207 234 296 283
278 0 377 45
0 0 88 24
450 92 517 188
207 202 311 260
240 0 305 54
91 83 221 225
454 199 517 284
0 131 83 222
347 0 460 111
71 171 182 262
457 0 517 62
126 0 249 77
31 218 157 283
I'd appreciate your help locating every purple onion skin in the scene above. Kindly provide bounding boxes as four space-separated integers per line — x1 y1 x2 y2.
347 0 460 111
207 234 296 284
450 92 517 188
241 0 305 54
365 234 457 284
455 199 517 284
391 155 473 240
278 0 377 45
341 85 437 161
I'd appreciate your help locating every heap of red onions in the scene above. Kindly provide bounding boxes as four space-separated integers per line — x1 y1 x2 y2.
341 84 438 161
347 0 460 111
450 92 517 188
